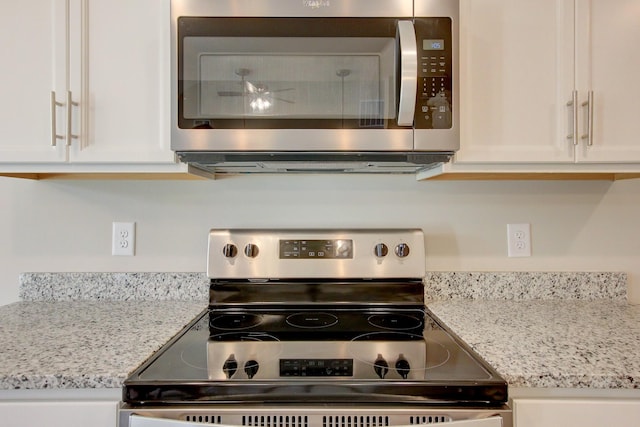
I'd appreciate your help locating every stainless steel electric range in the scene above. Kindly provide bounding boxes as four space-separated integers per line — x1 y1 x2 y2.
119 229 511 427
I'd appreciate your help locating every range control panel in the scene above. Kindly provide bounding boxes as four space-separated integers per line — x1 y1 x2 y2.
207 229 426 279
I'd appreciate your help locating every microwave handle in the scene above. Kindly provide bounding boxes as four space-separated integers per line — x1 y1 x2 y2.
396 20 418 127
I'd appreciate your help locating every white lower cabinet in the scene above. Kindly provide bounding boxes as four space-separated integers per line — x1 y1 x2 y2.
0 400 117 427
513 398 640 427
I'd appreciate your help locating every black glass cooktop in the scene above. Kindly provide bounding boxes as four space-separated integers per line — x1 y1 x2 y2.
123 306 508 406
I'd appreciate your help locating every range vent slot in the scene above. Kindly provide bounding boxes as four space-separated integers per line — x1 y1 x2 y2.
243 415 309 427
184 414 223 423
323 415 390 427
409 415 452 424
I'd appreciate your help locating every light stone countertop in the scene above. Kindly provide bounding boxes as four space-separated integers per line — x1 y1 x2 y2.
0 300 205 389
0 271 636 390
427 299 640 389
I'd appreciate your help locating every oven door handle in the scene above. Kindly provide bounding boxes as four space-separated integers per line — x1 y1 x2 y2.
128 415 503 427
396 20 418 127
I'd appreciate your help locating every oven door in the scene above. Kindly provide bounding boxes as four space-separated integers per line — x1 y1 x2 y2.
119 406 512 427
170 0 458 154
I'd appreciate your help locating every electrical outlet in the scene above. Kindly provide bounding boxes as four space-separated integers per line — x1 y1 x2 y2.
507 223 531 257
112 222 135 256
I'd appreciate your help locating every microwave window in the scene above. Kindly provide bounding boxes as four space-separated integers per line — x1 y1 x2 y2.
180 36 397 128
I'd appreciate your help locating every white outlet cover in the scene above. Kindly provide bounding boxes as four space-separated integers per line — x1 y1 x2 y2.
112 222 135 256
507 223 531 257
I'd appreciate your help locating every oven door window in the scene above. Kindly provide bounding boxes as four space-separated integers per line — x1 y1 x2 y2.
177 18 403 130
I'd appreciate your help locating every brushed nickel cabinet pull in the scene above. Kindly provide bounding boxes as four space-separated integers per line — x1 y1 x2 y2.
50 91 65 146
66 91 79 146
581 90 594 146
566 90 578 146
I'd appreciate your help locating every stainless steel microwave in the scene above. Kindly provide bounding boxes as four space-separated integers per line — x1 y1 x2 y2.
170 0 459 174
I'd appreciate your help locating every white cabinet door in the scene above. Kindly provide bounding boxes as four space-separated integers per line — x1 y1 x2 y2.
0 400 117 427
67 0 175 164
0 0 176 170
574 0 640 163
456 0 575 163
513 398 640 427
0 0 67 163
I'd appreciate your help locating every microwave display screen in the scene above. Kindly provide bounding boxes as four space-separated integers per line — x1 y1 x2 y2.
423 39 445 51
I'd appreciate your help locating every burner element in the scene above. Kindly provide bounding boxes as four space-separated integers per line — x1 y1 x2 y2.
210 313 262 330
368 314 423 330
285 312 338 329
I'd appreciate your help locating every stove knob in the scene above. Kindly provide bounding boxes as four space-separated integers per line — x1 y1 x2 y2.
244 360 259 379
244 243 259 258
373 354 389 379
394 243 410 258
222 244 238 259
222 355 238 379
395 357 411 379
374 243 388 258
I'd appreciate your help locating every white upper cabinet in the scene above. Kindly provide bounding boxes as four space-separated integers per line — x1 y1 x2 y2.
67 0 174 163
574 0 640 163
457 0 575 163
456 0 640 165
0 1 68 163
0 0 177 167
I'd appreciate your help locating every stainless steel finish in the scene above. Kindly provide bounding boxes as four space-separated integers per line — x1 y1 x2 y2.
120 227 511 427
567 90 579 145
178 152 451 175
50 91 64 146
171 0 413 18
170 0 459 174
396 21 418 126
119 405 512 427
581 90 594 146
207 229 426 279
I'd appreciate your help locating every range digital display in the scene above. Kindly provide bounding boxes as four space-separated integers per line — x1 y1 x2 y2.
279 239 353 259
280 359 353 377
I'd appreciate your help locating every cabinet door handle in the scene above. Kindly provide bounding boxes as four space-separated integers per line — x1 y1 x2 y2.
566 90 578 146
50 91 65 146
66 91 79 146
581 90 594 146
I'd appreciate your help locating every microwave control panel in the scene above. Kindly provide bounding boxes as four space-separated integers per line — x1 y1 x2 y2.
414 17 453 130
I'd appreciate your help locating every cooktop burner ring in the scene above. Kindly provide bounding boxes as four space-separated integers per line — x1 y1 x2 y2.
367 313 423 330
285 312 339 329
348 331 451 372
210 313 263 330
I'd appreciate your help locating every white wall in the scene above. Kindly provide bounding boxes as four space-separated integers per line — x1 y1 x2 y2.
2 174 639 305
